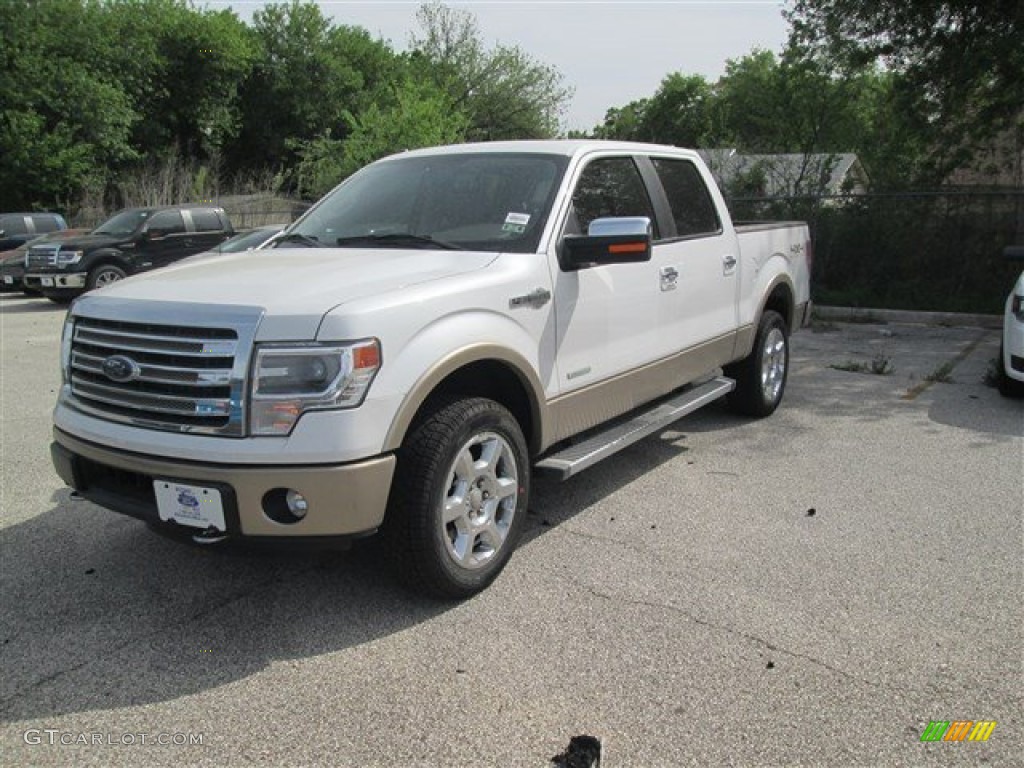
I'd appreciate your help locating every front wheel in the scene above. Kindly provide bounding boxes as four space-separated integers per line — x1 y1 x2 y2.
87 264 126 290
725 310 790 417
383 397 529 599
997 344 1024 398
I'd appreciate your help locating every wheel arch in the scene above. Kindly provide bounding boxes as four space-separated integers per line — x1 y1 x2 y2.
87 250 131 275
758 276 796 332
383 345 548 457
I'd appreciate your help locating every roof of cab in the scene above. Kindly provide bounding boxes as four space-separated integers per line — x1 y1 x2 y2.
379 139 698 162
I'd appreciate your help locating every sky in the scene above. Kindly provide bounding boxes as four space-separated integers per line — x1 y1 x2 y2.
218 1 791 132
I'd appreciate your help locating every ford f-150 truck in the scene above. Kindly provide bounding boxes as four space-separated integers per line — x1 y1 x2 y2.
50 141 811 597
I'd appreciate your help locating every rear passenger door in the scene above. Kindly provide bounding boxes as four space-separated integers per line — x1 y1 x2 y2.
139 210 188 271
185 209 230 254
646 155 739 354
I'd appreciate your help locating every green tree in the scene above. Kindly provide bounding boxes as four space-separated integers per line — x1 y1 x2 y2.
0 0 137 210
101 0 257 161
410 2 571 140
228 0 399 177
292 78 467 199
786 0 1024 176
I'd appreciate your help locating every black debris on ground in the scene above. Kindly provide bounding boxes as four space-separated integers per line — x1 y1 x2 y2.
551 734 601 768
766 661 775 670
805 508 817 517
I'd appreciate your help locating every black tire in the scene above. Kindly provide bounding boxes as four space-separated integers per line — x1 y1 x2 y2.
725 310 789 417
997 343 1024 398
87 264 126 290
383 396 529 599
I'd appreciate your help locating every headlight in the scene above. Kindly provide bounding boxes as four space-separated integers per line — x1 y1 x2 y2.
57 250 84 266
250 339 381 435
60 316 75 384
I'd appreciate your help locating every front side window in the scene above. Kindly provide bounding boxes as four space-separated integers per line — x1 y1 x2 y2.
0 216 28 235
567 157 658 238
145 210 185 235
651 158 720 238
287 153 569 253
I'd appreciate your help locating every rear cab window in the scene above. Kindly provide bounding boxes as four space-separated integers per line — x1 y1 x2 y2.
190 209 225 232
650 157 721 239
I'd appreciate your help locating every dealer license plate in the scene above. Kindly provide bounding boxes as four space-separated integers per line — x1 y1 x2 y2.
153 481 226 531
40 276 54 287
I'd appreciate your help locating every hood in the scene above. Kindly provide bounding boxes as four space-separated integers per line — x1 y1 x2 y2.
39 232 126 251
89 247 498 340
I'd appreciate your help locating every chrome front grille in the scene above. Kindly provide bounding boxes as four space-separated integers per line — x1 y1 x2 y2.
68 316 247 435
26 245 60 269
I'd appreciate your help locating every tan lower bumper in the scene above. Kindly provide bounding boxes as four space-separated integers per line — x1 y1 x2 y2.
53 428 395 537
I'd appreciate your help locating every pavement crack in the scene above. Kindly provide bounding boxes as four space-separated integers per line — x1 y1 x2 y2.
561 575 894 694
0 567 304 714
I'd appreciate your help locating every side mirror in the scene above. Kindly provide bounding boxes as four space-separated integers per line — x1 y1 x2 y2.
560 216 652 271
1004 245 1024 262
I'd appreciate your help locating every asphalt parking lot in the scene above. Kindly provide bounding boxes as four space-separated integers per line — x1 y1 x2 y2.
1 293 1021 767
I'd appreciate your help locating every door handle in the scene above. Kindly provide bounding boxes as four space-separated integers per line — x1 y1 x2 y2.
723 254 738 273
660 266 679 291
509 287 551 309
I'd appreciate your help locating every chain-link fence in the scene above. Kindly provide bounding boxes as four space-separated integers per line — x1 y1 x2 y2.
729 190 1024 314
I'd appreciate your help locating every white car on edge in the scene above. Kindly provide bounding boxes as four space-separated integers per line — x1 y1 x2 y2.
999 245 1024 398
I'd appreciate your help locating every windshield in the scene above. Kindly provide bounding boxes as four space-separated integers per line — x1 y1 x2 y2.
285 152 569 253
93 210 150 237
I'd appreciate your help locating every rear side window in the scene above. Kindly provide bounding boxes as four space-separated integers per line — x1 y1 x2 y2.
30 214 64 233
568 157 658 238
146 210 186 235
651 158 720 238
190 209 223 232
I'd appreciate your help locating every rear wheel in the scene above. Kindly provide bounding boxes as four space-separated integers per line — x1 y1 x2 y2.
87 264 126 290
383 397 529 599
725 310 789 417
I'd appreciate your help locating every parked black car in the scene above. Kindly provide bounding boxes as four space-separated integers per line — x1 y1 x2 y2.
23 205 233 302
0 229 90 294
0 212 67 251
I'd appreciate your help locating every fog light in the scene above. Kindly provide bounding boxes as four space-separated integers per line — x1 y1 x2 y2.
286 489 308 518
262 487 309 524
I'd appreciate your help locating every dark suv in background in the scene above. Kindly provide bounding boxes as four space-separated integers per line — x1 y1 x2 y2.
23 205 234 302
0 212 68 251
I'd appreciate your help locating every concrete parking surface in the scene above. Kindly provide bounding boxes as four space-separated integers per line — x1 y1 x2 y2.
1 294 1021 767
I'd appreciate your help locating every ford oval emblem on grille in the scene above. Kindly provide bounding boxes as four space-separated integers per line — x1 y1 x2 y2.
102 355 141 383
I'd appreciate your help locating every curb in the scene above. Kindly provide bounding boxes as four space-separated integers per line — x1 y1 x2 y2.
813 305 1002 330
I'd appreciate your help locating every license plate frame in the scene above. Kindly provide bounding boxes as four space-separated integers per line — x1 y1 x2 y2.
153 480 226 532
40 276 55 287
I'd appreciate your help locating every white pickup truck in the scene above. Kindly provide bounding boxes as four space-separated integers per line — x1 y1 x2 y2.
51 140 811 597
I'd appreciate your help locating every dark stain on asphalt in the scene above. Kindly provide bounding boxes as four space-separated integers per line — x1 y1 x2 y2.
551 734 601 768
806 508 817 517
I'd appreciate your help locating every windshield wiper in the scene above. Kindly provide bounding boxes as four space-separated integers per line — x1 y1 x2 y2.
335 233 464 251
274 233 322 248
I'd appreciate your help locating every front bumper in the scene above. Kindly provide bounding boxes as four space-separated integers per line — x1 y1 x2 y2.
24 272 87 290
52 428 396 539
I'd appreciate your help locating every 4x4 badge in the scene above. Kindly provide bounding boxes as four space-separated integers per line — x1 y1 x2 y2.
101 355 141 383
